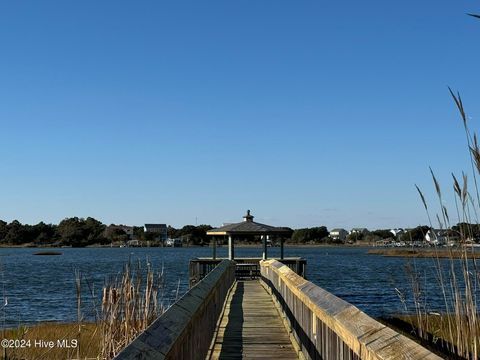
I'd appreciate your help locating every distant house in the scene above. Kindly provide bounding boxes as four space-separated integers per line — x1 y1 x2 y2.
127 239 140 247
144 224 168 243
330 228 348 241
390 228 405 238
350 228 369 235
425 229 448 245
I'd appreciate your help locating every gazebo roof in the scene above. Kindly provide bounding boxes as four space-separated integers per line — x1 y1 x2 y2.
207 210 292 236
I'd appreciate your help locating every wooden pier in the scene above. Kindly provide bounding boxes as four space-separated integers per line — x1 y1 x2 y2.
114 212 443 359
115 258 442 360
189 257 306 287
208 280 298 359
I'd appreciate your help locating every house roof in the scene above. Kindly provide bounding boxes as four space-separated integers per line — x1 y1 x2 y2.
207 210 292 236
144 224 167 231
330 228 347 232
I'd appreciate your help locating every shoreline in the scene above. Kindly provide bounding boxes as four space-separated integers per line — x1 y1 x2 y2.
0 243 375 249
368 248 480 258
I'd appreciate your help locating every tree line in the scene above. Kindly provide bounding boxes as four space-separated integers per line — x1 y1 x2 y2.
1 218 472 247
0 218 215 247
0 218 107 247
289 227 394 244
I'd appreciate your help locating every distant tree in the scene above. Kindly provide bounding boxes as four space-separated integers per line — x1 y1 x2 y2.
401 226 430 242
313 226 329 242
57 217 106 247
195 225 214 245
0 218 218 247
372 229 393 239
176 225 213 246
167 225 179 239
133 226 145 240
84 217 106 244
0 220 7 242
4 220 27 245
291 227 329 243
346 232 364 243
0 220 56 245
57 217 86 246
364 234 381 243
290 229 307 243
32 222 56 244
105 226 128 243
452 222 480 240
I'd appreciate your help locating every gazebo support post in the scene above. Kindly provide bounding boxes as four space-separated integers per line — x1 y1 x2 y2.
280 237 284 260
228 235 234 260
262 235 268 260
212 236 217 260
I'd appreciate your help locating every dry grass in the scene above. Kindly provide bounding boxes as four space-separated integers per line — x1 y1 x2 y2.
383 313 480 358
1 322 99 360
399 313 480 347
369 248 480 258
0 260 168 360
395 243 480 358
402 88 480 359
99 260 166 359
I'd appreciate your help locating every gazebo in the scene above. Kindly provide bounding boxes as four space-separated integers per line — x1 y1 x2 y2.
207 210 293 260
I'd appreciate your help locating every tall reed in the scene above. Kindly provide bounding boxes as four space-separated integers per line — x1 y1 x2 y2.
406 89 480 359
99 260 166 359
0 260 167 360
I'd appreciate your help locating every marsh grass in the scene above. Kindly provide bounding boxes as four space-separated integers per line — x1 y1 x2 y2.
402 89 480 359
1 323 99 360
1 260 167 360
368 248 480 258
99 260 166 359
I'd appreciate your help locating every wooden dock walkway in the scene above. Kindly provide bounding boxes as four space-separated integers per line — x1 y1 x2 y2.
208 280 299 360
115 259 441 360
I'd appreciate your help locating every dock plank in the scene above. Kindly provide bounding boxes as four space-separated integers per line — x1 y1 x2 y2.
208 280 299 360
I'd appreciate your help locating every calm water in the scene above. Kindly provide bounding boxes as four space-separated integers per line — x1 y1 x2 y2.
0 246 473 328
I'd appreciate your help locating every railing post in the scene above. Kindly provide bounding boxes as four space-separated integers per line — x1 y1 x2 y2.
280 237 284 259
212 236 216 260
228 235 234 260
262 235 268 260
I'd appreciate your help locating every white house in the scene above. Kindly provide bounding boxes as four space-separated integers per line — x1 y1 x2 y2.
350 228 369 235
330 228 348 241
425 229 448 245
390 228 405 238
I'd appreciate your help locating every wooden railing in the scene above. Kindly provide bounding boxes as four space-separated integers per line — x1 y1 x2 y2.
260 259 441 360
189 257 306 287
114 259 235 360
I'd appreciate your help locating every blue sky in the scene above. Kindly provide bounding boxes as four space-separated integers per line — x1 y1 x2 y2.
1 1 479 229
